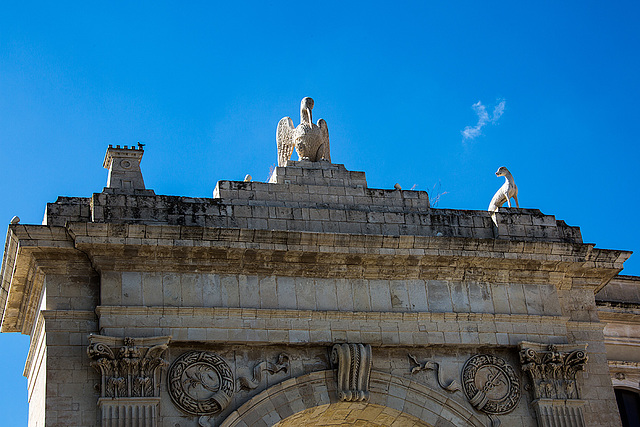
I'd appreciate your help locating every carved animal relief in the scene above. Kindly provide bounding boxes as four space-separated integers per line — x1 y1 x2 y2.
277 97 331 166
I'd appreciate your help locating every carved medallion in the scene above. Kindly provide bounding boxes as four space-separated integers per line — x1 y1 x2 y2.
462 354 521 415
168 351 235 416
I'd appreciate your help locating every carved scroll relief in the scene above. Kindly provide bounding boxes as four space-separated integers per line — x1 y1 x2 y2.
331 343 372 402
238 353 290 391
519 342 588 427
87 335 171 427
408 354 461 393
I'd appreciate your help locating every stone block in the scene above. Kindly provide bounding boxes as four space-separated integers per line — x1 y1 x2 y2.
427 281 453 312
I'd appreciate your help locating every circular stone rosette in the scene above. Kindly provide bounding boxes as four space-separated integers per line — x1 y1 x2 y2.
462 354 521 415
168 351 235 416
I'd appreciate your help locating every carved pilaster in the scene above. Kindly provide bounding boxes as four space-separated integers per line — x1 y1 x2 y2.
531 399 586 427
519 342 588 427
88 334 171 427
331 343 372 402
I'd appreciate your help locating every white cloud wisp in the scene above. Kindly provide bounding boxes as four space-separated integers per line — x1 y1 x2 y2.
461 99 505 141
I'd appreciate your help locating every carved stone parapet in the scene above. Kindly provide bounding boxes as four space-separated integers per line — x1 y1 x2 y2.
531 399 586 427
331 343 372 402
88 335 171 427
519 342 588 400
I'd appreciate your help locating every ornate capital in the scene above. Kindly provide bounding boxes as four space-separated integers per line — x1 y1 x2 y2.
331 343 372 402
87 334 170 399
519 342 588 400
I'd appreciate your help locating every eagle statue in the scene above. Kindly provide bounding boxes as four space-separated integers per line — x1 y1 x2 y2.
276 97 331 166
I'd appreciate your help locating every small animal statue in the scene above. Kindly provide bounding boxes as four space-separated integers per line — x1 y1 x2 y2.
488 166 519 226
276 97 330 166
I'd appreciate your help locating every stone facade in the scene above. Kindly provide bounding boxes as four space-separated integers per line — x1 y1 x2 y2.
1 143 638 426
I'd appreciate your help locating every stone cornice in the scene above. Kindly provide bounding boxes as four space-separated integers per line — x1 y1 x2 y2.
0 221 630 334
597 305 640 323
0 225 93 333
65 223 628 290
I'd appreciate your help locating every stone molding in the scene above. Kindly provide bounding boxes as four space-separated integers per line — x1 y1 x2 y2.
331 343 373 402
65 221 627 290
96 305 576 347
0 224 94 334
609 360 640 391
220 369 486 427
0 221 628 336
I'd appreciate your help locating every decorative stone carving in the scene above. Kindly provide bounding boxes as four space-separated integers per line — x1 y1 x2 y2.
519 342 589 427
238 353 290 391
408 353 461 393
609 360 640 390
488 166 519 226
331 343 372 402
462 354 521 416
87 334 171 427
167 351 235 417
519 342 588 400
277 97 331 166
88 335 170 398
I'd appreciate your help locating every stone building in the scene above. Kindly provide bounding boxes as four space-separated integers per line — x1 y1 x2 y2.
1 105 639 426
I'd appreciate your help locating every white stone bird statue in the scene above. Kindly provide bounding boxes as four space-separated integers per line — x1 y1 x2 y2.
488 166 519 226
276 97 330 166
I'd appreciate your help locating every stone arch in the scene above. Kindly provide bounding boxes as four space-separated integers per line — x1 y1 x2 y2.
220 370 486 427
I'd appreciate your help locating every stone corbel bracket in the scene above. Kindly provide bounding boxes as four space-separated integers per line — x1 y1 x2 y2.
331 343 372 402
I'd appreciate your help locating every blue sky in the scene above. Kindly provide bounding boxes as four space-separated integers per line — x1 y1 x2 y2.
1 2 639 423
